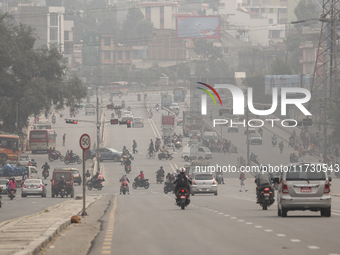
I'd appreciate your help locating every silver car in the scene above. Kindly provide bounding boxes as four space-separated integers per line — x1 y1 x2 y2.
191 173 217 196
21 179 47 197
85 104 95 115
132 117 144 127
275 163 332 217
0 179 8 194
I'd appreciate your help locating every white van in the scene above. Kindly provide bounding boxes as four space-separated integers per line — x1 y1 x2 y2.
202 131 218 141
181 146 212 161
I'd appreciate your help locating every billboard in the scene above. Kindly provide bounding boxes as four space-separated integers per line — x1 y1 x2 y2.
265 75 311 94
161 115 175 127
176 16 220 39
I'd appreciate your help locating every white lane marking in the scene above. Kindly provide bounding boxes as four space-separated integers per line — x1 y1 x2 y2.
32 202 37 203
246 222 253 225
265 229 273 232
174 163 178 169
328 253 340 255
224 215 229 217
238 220 244 222
208 210 213 212
147 118 157 137
219 213 224 215
290 239 301 243
307 246 319 250
169 163 176 173
231 217 237 219
277 234 286 237
255 226 262 228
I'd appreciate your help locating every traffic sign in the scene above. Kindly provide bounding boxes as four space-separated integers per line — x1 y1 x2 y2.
80 134 91 150
95 152 102 159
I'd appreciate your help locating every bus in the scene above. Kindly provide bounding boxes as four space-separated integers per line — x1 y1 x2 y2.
109 81 129 96
0 134 20 161
33 122 52 130
29 129 57 154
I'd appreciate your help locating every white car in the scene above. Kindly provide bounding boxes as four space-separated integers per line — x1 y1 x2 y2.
132 117 144 127
122 111 133 117
169 103 180 113
244 127 256 135
191 173 217 196
249 133 262 145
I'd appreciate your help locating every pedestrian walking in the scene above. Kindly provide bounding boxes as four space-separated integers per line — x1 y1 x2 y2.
132 140 138 154
63 133 66 146
239 171 247 192
279 141 284 154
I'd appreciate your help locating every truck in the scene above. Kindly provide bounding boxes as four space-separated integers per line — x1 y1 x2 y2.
161 115 175 141
183 111 203 137
173 87 187 102
0 165 39 187
161 93 172 109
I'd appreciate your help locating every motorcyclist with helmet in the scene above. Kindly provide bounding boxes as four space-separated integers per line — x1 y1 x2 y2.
124 157 132 172
41 162 50 176
58 176 66 193
7 177 17 194
255 167 275 204
156 166 165 182
174 168 192 201
119 175 130 194
136 170 145 186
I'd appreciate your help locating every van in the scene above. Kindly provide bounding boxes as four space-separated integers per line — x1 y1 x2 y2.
202 131 218 141
54 167 81 185
51 170 74 198
181 146 212 161
85 104 95 115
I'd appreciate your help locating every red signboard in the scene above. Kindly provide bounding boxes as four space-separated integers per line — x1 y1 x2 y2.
162 116 175 126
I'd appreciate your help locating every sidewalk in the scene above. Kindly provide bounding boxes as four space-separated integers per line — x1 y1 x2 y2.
0 195 101 255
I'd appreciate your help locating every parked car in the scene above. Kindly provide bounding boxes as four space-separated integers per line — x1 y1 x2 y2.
51 170 74 198
132 117 144 127
169 103 180 113
250 133 262 145
91 147 122 162
21 179 47 197
191 173 217 196
181 146 212 161
275 163 332 217
54 168 81 185
85 104 96 115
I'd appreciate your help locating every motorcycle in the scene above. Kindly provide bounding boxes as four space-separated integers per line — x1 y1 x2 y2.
42 170 49 179
163 182 175 194
137 95 141 101
121 181 129 195
8 189 16 200
175 141 182 149
52 117 56 124
156 107 159 112
87 97 90 103
216 173 223 184
260 187 274 210
176 188 190 210
59 186 66 198
132 177 150 189
120 153 134 165
127 106 131 111
158 152 174 160
28 160 37 167
87 180 104 190
272 138 277 147
118 113 121 118
64 155 82 165
48 151 64 162
121 101 125 108
70 111 76 118
125 164 131 174
156 175 164 184
119 94 122 98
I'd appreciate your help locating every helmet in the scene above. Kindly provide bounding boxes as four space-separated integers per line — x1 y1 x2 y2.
60 175 64 179
160 166 163 169
86 170 89 172
45 162 48 164
140 171 143 173
180 167 186 173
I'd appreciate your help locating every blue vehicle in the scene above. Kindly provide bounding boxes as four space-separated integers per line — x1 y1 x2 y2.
91 148 122 162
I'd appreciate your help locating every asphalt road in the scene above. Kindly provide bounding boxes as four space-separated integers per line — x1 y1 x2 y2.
0 97 98 222
3 91 340 255
87 92 340 255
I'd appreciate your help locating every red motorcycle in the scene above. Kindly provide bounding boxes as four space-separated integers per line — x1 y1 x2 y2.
48 151 64 162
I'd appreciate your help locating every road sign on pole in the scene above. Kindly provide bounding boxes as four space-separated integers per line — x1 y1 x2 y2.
95 152 102 159
80 134 91 151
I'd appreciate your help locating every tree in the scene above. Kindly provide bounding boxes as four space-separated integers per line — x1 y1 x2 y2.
0 15 87 133
268 57 292 75
121 7 145 46
134 19 154 46
294 0 318 25
193 39 222 60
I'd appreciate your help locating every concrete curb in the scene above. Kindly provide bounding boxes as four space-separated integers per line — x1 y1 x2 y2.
12 195 102 255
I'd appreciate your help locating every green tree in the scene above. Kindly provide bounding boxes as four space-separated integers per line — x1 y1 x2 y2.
294 0 318 25
269 57 292 75
121 7 145 46
134 19 154 46
0 15 87 133
193 39 222 60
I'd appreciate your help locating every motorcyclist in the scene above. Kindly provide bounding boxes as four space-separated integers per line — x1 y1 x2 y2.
255 169 275 204
155 103 159 108
161 146 169 159
111 112 115 118
124 157 132 172
155 138 161 152
144 93 147 99
136 170 145 186
174 168 192 201
216 168 225 184
52 114 56 123
122 146 128 155
58 176 66 193
156 166 165 180
96 172 104 187
41 162 50 175
91 172 99 186
69 150 74 160
166 172 174 183
85 170 91 178
258 127 263 136
7 178 17 194
148 139 154 154
119 175 130 194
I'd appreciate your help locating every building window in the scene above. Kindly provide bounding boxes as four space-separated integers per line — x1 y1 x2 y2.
160 18 164 24
279 19 287 24
126 51 130 60
118 51 122 60
104 38 110 46
223 47 228 53
104 51 110 60
269 19 273 24
64 41 73 54
271 30 280 38
270 8 273 13
146 7 151 13
279 8 286 13
50 13 58 26
64 31 69 41
160 6 164 13
261 8 265 13
50 28 58 41
113 52 116 61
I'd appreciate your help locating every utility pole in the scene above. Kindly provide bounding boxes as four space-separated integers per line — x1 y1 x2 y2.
96 87 100 172
310 0 340 151
245 90 250 166
15 102 18 134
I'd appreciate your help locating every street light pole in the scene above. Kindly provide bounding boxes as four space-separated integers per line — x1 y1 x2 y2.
245 90 250 166
96 87 100 172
